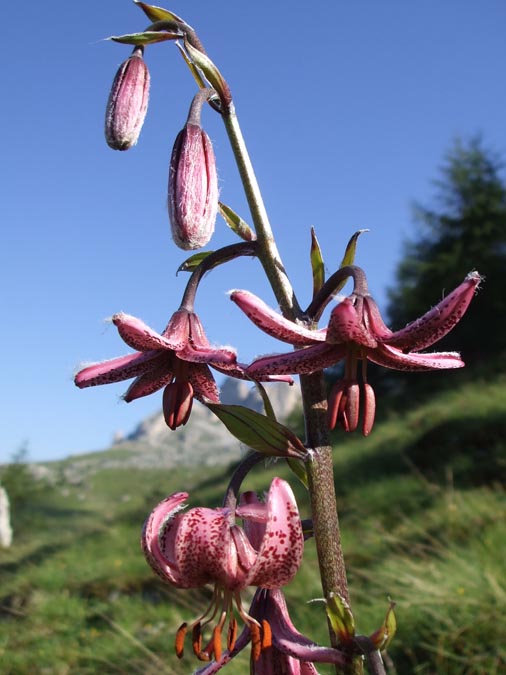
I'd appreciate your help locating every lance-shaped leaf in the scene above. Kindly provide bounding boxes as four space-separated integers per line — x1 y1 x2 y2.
219 202 255 241
369 600 397 651
176 250 214 274
207 403 307 459
310 226 325 299
109 30 181 46
175 42 208 91
184 36 231 107
326 593 356 645
331 229 369 296
134 1 188 26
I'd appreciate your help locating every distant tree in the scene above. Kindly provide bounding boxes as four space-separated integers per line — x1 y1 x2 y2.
387 136 506 369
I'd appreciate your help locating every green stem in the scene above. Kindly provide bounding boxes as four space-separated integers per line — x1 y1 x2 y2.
221 100 363 675
221 105 301 318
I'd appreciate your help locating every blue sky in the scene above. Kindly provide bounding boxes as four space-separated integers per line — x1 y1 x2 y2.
2 1 505 463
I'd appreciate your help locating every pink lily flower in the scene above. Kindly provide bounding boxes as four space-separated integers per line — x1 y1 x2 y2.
230 271 481 435
75 309 238 429
194 588 347 674
142 478 304 663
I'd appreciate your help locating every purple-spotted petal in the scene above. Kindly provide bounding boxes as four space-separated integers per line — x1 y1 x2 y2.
327 299 377 348
178 341 237 366
175 507 239 588
113 312 182 351
123 353 175 401
188 362 220 403
247 343 345 378
246 478 303 588
74 350 161 388
230 290 326 346
369 344 464 371
141 492 189 587
384 271 482 352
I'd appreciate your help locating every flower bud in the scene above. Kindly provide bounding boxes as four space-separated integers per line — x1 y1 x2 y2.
168 92 218 250
105 47 150 151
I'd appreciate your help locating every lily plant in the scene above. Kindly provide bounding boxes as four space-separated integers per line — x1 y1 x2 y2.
75 4 482 674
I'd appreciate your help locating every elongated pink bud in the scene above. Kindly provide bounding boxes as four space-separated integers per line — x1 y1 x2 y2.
105 48 150 151
168 92 218 250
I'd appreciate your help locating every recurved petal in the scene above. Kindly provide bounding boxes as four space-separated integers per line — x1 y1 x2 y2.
188 363 220 403
175 507 239 588
362 296 393 339
230 290 326 346
385 271 482 352
247 344 345 378
255 589 346 668
141 492 189 587
246 478 303 588
327 299 377 348
123 353 174 401
74 350 161 388
368 344 465 371
213 361 295 385
113 312 182 351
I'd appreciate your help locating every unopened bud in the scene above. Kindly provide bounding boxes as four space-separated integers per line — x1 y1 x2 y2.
163 381 193 430
105 47 150 151
168 91 218 250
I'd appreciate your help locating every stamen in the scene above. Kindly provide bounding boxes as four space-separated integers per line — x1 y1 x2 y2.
212 624 223 661
175 622 187 659
227 616 238 651
261 619 272 649
192 622 203 657
250 622 262 661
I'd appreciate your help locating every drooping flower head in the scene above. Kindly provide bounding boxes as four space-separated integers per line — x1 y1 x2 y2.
75 309 235 429
105 46 150 150
230 270 482 435
142 478 304 663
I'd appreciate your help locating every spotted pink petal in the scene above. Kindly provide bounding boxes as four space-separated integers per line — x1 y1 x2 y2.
230 290 326 346
178 340 237 366
123 353 175 401
327 299 377 348
369 344 464 371
161 310 193 351
188 362 220 403
362 296 393 339
384 271 482 352
246 478 303 588
237 492 268 553
247 343 345 378
113 312 183 352
141 492 189 587
74 350 161 388
213 361 295 385
175 507 246 589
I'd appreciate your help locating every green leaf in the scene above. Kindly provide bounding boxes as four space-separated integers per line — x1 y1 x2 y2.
369 600 396 651
134 1 186 25
176 251 214 274
331 228 369 296
175 42 208 90
310 226 325 298
109 30 181 46
252 382 277 421
183 36 229 103
326 593 356 644
207 404 307 459
219 202 255 241
287 457 309 489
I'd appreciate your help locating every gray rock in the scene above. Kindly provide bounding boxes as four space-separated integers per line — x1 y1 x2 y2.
0 486 13 548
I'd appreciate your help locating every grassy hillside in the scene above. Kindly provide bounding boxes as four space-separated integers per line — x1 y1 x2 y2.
1 375 505 674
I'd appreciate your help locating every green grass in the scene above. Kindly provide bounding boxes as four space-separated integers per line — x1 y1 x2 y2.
1 375 505 674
